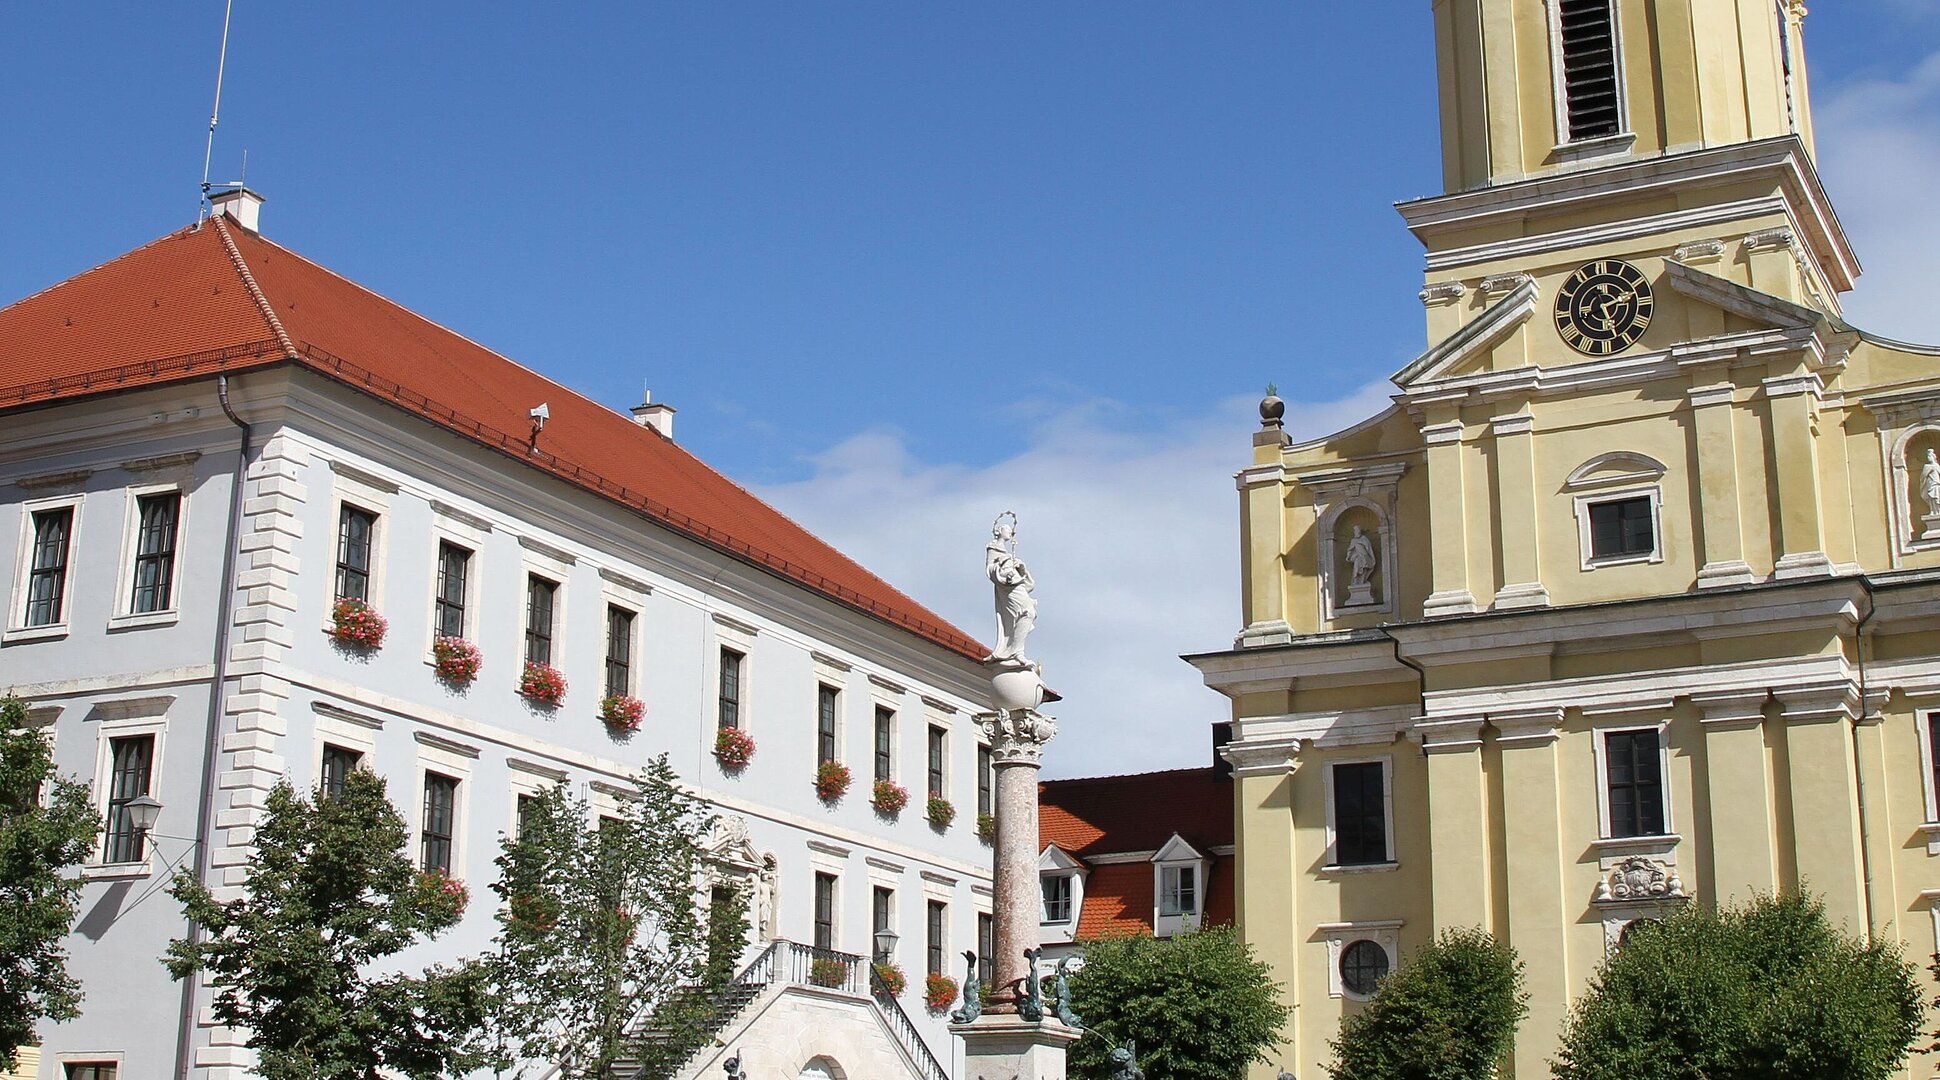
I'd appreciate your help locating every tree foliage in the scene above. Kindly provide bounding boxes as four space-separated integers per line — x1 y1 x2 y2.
164 768 495 1080
0 695 101 1070
1553 891 1925 1080
1067 926 1289 1080
1327 927 1526 1080
488 755 726 1079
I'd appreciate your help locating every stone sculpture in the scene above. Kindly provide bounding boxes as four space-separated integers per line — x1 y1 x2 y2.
1343 524 1379 606
985 511 1038 666
1924 449 1940 517
1109 1041 1145 1080
1017 947 1045 1022
1051 957 1082 1028
951 949 984 1024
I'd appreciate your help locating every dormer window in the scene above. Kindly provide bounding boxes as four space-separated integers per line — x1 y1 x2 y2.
1038 844 1088 937
1042 875 1073 923
1159 864 1197 918
1150 833 1211 937
1556 0 1623 142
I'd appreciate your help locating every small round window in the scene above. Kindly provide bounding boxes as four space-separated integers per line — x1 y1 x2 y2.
1340 939 1389 997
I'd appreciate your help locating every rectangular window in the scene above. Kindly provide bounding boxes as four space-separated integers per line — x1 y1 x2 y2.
320 743 362 799
1159 865 1198 917
977 912 995 985
421 771 458 874
1588 496 1654 560
103 734 155 863
813 872 837 952
977 745 993 817
25 507 74 627
335 505 376 603
874 706 895 782
719 648 744 730
1605 729 1666 838
1929 718 1940 821
1332 761 1389 866
604 605 635 698
1559 0 1621 140
524 575 558 667
1041 875 1072 923
818 685 840 764
515 794 539 841
129 492 181 614
65 1065 117 1080
433 541 471 639
927 725 947 800
926 899 947 975
872 886 894 960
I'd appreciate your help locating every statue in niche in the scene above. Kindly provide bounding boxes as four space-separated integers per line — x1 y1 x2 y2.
756 854 778 940
1921 449 1940 537
1342 523 1379 607
985 511 1038 666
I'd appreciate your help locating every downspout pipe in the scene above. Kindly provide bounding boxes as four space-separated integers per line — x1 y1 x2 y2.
174 375 252 1080
1851 576 1879 938
1381 627 1430 752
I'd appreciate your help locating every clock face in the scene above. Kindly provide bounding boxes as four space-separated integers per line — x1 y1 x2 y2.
1554 259 1653 356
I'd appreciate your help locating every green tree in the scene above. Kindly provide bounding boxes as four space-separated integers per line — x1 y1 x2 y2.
488 756 728 1079
1553 891 1925 1080
0 695 101 1071
1327 927 1526 1080
1067 926 1289 1080
164 768 496 1080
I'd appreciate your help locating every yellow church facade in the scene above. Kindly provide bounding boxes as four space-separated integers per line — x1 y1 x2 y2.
1189 2 1940 1077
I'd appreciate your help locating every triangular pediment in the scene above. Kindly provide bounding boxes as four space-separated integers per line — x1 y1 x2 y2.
1663 260 1846 333
1392 277 1540 387
1039 844 1087 873
1151 833 1206 863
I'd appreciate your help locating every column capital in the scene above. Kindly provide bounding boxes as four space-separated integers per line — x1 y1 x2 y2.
1221 738 1309 779
1687 382 1736 409
1772 682 1860 725
1490 412 1535 437
1493 706 1563 746
1691 689 1770 728
1421 420 1465 446
977 709 1059 765
1413 715 1488 753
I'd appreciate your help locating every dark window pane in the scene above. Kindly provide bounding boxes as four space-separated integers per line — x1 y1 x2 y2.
1041 875 1072 922
1340 939 1390 996
1161 865 1197 916
977 745 993 817
926 900 946 975
131 492 180 613
320 744 362 799
335 505 375 602
434 542 470 638
977 913 995 985
604 606 634 698
515 794 538 841
1333 762 1388 866
103 735 154 863
1560 0 1621 140
872 886 894 959
719 648 742 730
928 726 946 799
874 707 894 782
818 685 839 764
813 872 836 952
421 772 458 874
26 507 73 627
1930 718 1940 819
1588 496 1654 560
1605 729 1665 838
66 1065 117 1080
524 576 556 667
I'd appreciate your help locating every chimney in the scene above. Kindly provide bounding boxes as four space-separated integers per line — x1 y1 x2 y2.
208 186 265 232
631 389 676 439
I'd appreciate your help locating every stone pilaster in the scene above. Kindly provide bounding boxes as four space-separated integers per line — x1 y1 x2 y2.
1687 383 1757 588
1693 689 1776 901
1763 373 1833 580
1421 418 1479 617
1417 716 1490 927
1490 412 1549 609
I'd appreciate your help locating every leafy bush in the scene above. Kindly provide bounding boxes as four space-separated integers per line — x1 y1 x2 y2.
1553 891 1925 1080
976 811 997 844
1068 926 1288 1080
1327 927 1526 1080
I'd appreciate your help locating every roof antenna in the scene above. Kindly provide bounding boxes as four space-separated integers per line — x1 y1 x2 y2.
198 0 237 223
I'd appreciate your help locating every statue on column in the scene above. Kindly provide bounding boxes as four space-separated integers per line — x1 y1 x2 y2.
985 511 1038 667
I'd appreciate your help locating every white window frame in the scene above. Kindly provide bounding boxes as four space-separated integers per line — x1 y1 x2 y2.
1037 845 1087 939
1545 0 1635 154
425 507 489 658
713 613 757 733
110 483 187 629
597 567 651 699
507 757 568 840
1915 712 1940 856
412 731 478 878
8 493 84 643
1041 873 1075 925
1592 721 1675 842
325 461 395 627
521 570 566 669
88 704 171 878
311 701 381 795
1158 864 1197 917
1573 485 1664 570
57 1053 125 1080
1322 755 1397 870
1318 920 1403 1001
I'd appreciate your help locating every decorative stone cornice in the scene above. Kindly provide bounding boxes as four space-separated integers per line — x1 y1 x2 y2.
1772 681 1859 725
1418 281 1466 306
1742 226 1797 253
1412 715 1487 753
1219 738 1306 778
977 709 1059 765
1490 412 1535 437
1478 273 1534 299
1420 420 1464 446
1686 382 1736 409
1493 706 1564 746
1672 238 1726 263
1690 689 1769 728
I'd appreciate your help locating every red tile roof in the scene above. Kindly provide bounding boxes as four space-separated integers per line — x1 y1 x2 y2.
0 218 985 661
1038 767 1236 938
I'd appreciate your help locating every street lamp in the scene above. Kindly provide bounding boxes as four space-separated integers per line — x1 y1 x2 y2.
873 927 899 963
125 794 163 836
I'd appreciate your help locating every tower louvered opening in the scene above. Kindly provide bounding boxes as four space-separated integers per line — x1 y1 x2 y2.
1559 0 1622 140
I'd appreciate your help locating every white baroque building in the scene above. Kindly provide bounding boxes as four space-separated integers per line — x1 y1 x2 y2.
0 190 996 1080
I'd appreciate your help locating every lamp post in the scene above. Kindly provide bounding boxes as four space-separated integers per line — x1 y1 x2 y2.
873 926 899 965
126 793 163 836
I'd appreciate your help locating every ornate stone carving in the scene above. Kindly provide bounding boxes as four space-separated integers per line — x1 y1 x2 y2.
1594 857 1684 903
978 709 1059 764
985 511 1038 667
1343 524 1379 607
1418 281 1466 306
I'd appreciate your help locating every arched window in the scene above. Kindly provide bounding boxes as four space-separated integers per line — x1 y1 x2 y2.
1339 939 1390 997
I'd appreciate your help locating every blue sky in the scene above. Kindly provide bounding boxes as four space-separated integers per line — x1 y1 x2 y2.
5 4 1937 775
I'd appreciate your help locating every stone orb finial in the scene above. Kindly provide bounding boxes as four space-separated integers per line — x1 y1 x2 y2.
1260 383 1285 427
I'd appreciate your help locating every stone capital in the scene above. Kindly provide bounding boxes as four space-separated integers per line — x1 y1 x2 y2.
1691 689 1769 728
978 709 1059 765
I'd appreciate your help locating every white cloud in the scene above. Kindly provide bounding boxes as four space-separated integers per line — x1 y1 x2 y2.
758 382 1398 779
1817 49 1940 344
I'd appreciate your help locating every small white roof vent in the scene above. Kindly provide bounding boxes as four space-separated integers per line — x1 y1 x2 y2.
208 186 265 232
631 388 675 439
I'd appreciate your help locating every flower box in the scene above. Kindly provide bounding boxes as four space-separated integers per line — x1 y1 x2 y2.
432 636 482 685
924 972 959 1013
872 778 910 816
810 956 849 988
599 694 645 734
815 760 852 803
715 727 756 770
873 961 907 997
418 869 469 917
976 811 997 845
519 661 567 706
328 597 387 650
927 796 957 829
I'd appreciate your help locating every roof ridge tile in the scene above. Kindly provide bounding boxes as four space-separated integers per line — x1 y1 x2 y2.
212 217 297 357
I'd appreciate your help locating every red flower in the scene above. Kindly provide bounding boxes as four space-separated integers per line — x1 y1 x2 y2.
599 694 645 733
328 598 388 650
418 869 469 917
714 727 756 769
872 778 910 815
432 636 482 685
926 797 957 829
873 962 907 997
815 760 853 803
519 661 567 706
924 972 959 1013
